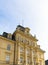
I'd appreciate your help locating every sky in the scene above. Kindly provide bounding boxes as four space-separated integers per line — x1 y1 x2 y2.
0 0 48 60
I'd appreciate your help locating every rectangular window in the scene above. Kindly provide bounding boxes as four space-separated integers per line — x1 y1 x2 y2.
27 58 30 64
6 55 10 63
20 57 23 63
34 59 36 65
20 47 24 53
29 41 32 45
26 49 30 55
7 44 11 51
32 50 35 56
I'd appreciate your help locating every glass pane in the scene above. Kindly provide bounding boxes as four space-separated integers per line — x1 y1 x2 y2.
6 55 10 63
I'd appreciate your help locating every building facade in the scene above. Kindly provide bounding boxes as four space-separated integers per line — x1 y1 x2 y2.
0 25 45 65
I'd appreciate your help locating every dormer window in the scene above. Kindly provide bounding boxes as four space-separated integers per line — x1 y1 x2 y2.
7 33 12 39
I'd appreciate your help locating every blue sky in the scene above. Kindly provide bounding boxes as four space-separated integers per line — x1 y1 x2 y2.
0 0 48 60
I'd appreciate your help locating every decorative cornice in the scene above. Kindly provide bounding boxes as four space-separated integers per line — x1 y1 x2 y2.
15 30 38 41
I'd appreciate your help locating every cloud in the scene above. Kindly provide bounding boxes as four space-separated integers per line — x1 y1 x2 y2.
0 0 48 60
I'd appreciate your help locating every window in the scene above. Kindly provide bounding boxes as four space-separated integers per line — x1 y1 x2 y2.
32 50 35 56
40 61 42 65
7 34 12 39
29 41 32 45
26 49 29 55
23 39 25 43
7 44 11 51
34 59 36 65
39 54 41 58
41 54 44 59
18 36 20 41
27 58 30 64
20 57 23 63
21 38 23 42
27 41 29 44
24 39 27 43
20 47 23 53
32 42 35 47
6 55 10 63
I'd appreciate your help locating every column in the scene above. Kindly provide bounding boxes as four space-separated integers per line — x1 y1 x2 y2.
17 43 20 65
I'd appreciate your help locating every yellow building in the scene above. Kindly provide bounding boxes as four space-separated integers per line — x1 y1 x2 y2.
0 25 45 65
